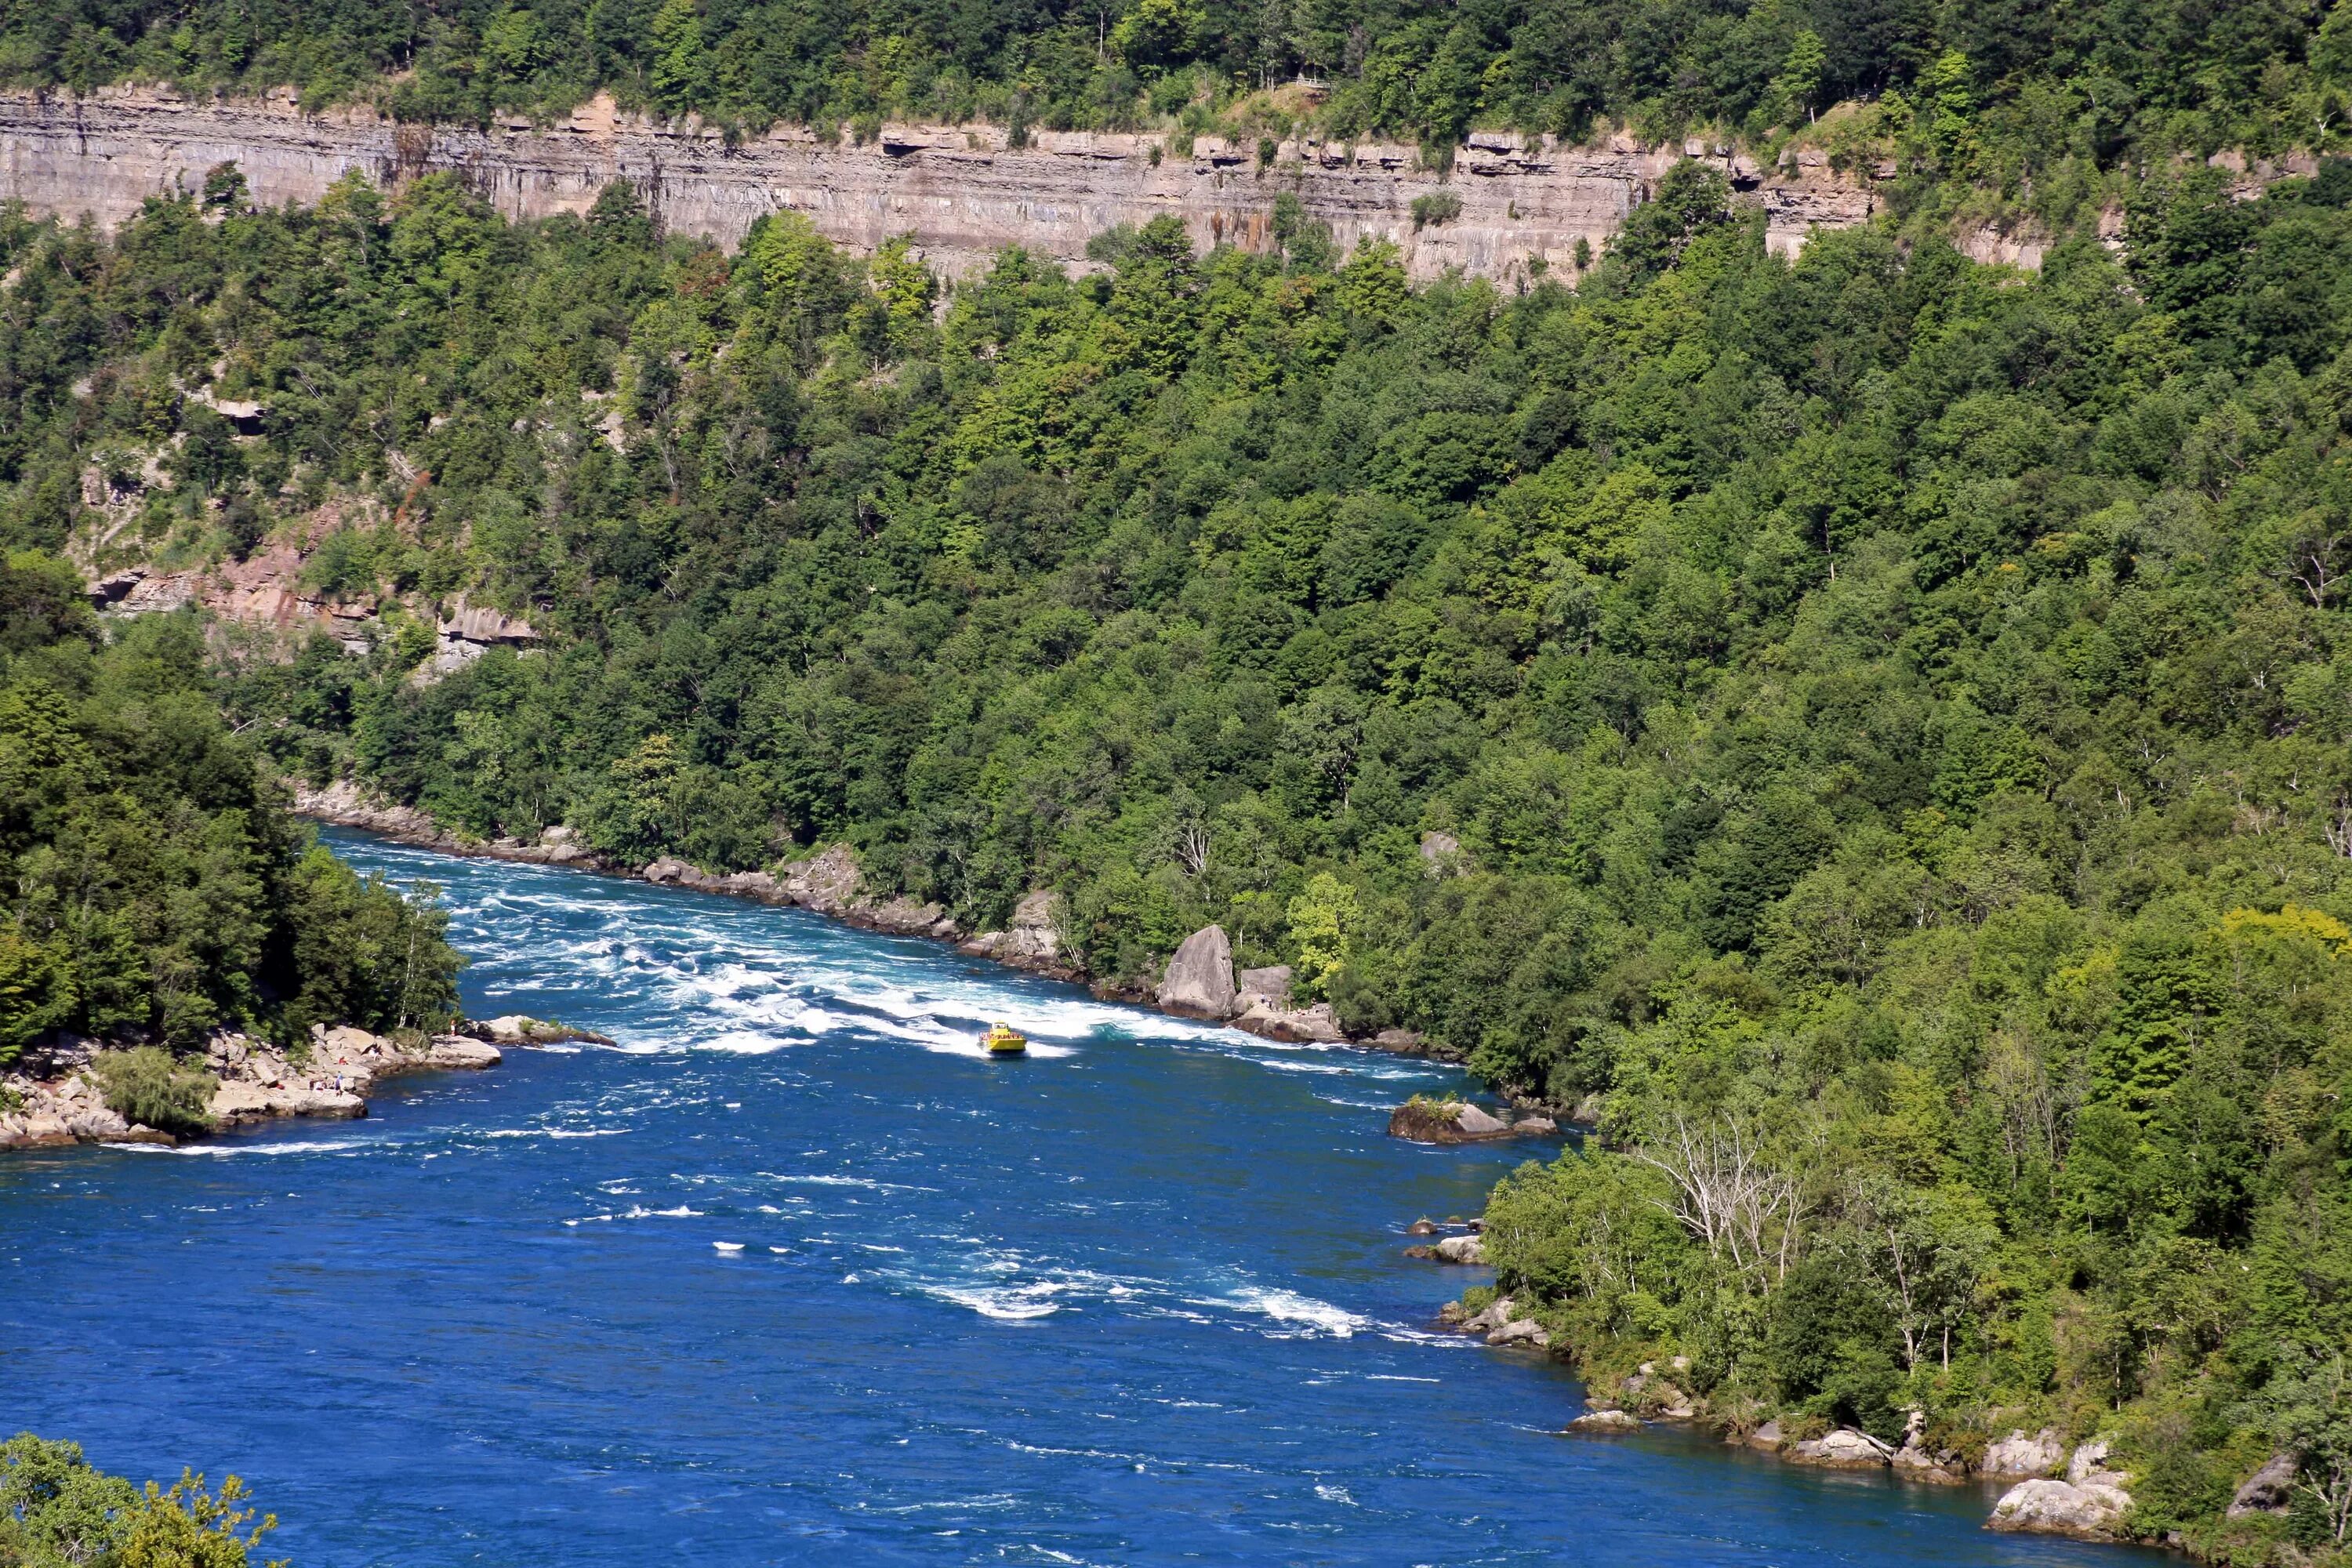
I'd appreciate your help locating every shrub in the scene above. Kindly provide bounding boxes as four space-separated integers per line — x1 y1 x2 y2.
90 1047 218 1138
1410 190 1462 230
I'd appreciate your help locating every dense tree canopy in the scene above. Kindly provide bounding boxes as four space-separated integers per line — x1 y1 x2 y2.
5 82 2352 1548
0 543 461 1062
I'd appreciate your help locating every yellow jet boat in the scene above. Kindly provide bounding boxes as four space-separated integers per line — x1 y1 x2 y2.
982 1022 1028 1056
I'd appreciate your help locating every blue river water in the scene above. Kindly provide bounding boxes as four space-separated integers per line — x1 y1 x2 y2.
1 830 2159 1566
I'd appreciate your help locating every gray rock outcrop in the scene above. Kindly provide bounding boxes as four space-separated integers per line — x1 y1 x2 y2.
1990 1441 2133 1540
1433 1234 1487 1265
779 844 862 913
1980 1427 2067 1478
1487 1316 1551 1348
1230 997 1345 1042
1419 829 1465 873
1790 1428 1896 1468
2227 1452 2298 1517
1157 925 1238 1018
1989 1476 2133 1539
1456 1294 1515 1334
1235 965 1292 1007
1454 1104 1511 1136
3 1019 510 1152
960 890 1069 971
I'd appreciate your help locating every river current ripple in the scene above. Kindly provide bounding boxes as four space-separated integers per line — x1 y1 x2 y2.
0 830 2153 1566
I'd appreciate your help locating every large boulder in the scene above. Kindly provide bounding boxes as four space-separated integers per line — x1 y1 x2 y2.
1433 1234 1486 1265
2228 1453 2298 1517
1454 1103 1511 1136
424 1036 503 1070
209 1080 366 1124
1981 1427 2067 1478
1989 1477 2132 1540
1157 925 1238 1018
1457 1294 1515 1334
1231 998 1346 1043
1791 1428 1895 1468
1487 1316 1550 1348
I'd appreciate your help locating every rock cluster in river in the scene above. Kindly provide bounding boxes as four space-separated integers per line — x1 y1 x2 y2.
2 1022 503 1151
1387 1095 1557 1144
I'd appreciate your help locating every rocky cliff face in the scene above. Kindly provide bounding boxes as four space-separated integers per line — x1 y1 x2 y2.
2 86 1874 281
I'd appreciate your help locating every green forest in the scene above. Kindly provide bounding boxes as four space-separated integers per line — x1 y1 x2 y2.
7 0 2352 179
0 539 460 1066
6 0 2352 1541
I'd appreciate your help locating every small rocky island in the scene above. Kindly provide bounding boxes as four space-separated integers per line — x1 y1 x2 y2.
0 1015 588 1150
1387 1095 1556 1144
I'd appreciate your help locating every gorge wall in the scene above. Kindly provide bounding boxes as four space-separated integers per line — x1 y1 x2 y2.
1 86 1875 281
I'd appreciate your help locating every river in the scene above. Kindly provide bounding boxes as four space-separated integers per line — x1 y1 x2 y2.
0 830 2158 1566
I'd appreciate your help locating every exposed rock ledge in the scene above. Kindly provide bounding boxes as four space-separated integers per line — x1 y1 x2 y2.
1 1023 501 1151
0 86 1878 284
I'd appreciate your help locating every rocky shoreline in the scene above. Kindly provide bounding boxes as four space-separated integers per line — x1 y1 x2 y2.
0 1022 504 1151
1418 1254 2296 1552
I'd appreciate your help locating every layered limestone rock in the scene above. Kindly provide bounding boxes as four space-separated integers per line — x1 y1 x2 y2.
0 87 1878 283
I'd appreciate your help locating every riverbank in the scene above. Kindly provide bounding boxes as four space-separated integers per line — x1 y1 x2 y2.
0 1023 503 1151
5 826 2087 1566
1428 1276 2293 1558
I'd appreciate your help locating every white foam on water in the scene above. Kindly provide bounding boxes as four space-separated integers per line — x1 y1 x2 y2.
931 1282 1065 1319
698 1029 793 1055
478 1127 630 1140
758 1172 931 1192
713 1241 745 1253
1210 1287 1369 1339
142 1138 381 1158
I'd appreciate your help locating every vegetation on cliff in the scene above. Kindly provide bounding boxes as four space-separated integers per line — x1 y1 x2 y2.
3 88 2352 1546
0 546 462 1065
5 0 2350 204
0 1432 281 1568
